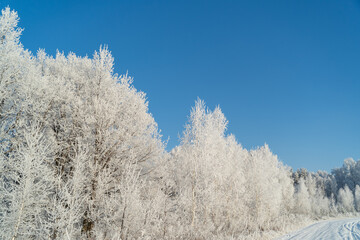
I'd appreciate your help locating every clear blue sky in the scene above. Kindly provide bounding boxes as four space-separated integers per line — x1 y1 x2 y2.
3 0 360 172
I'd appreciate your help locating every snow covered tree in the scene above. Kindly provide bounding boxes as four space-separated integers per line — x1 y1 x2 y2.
168 99 248 238
354 185 360 212
332 158 357 192
0 8 56 239
3 6 360 240
337 185 355 213
307 175 331 216
0 8 165 239
0 120 56 240
294 178 311 215
0 7 30 168
168 99 296 237
37 48 165 239
243 144 294 231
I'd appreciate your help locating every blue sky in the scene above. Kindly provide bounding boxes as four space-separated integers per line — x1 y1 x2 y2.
3 0 360 172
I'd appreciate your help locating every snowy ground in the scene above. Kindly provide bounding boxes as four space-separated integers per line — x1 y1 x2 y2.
277 218 360 240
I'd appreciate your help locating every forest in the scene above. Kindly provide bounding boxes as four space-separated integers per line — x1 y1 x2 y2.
0 8 359 240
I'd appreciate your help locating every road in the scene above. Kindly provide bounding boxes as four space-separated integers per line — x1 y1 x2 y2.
277 218 360 240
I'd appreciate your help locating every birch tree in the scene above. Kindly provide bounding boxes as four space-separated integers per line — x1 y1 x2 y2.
0 8 165 239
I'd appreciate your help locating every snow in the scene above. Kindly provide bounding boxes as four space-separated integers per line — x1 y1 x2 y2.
277 218 360 240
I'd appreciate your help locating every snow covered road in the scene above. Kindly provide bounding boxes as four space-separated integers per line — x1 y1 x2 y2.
277 218 360 240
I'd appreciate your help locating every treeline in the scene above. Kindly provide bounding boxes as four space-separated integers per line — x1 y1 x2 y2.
0 8 359 240
292 159 360 216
